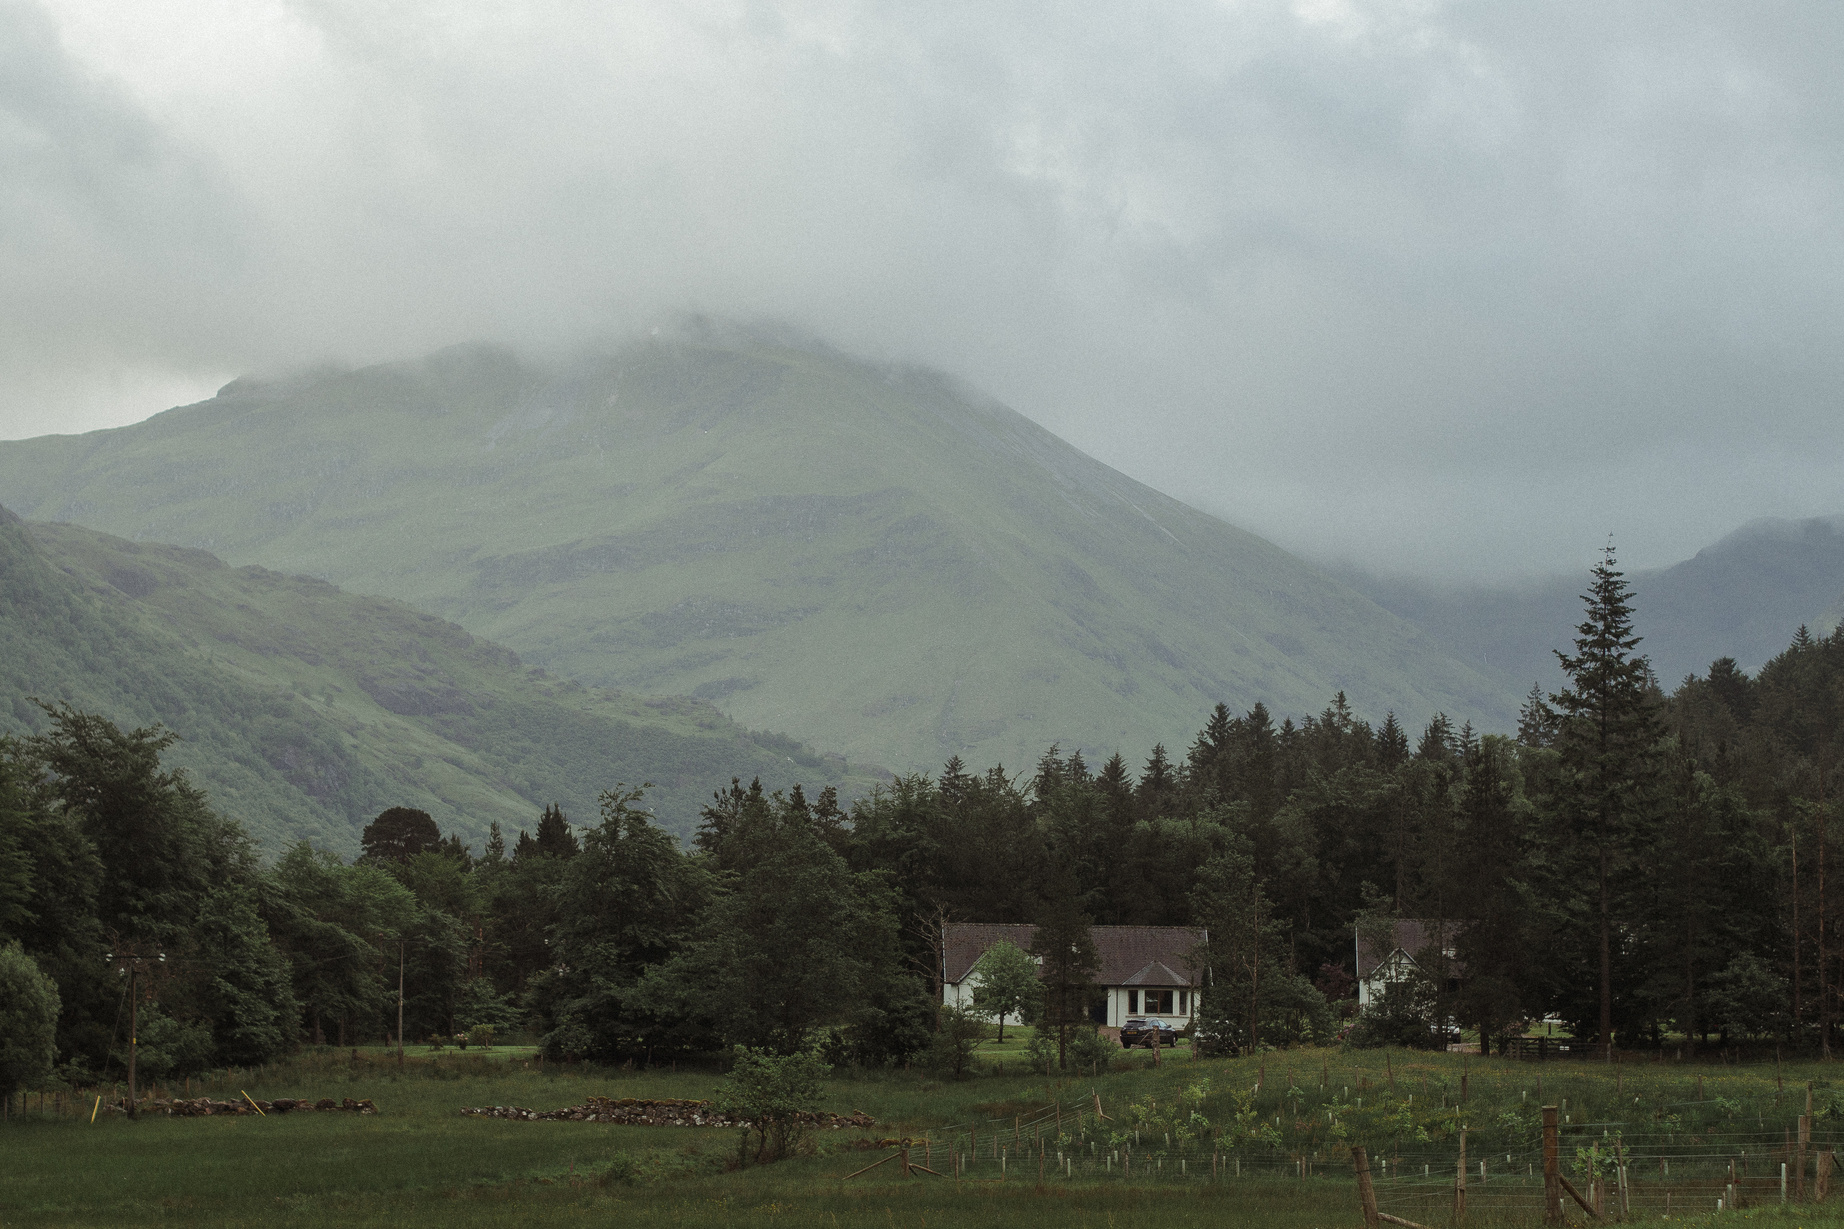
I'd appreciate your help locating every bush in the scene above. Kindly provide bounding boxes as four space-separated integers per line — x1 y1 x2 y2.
1346 970 1444 1049
600 1154 640 1186
467 1024 495 1049
1197 967 1337 1054
926 1004 987 1079
0 942 59 1103
716 1046 829 1164
1024 1028 1055 1073
1067 1027 1119 1074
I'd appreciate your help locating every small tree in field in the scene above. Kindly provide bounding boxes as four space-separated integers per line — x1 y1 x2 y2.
929 1003 989 1078
970 939 1041 1042
717 1046 829 1163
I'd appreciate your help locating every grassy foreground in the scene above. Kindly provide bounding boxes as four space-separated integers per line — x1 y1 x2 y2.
12 1039 1844 1227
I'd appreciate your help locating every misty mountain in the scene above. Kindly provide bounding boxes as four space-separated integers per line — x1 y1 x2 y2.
1341 516 1844 696
0 331 1518 770
0 505 868 853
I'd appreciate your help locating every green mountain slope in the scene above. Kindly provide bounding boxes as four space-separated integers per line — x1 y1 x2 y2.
0 506 867 854
0 331 1516 769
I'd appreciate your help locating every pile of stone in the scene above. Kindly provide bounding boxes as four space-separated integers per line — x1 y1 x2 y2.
141 1096 378 1116
461 1096 874 1129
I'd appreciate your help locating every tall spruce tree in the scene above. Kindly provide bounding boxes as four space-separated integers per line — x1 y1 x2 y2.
1551 544 1662 1058
1030 864 1099 1070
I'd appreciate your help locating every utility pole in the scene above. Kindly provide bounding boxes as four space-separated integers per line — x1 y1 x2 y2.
106 947 165 1119
127 960 138 1118
396 939 406 1067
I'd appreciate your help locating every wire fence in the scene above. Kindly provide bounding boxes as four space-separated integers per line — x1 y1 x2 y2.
843 1089 1844 1225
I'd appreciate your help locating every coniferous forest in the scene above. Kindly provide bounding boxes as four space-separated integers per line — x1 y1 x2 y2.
7 548 1844 1101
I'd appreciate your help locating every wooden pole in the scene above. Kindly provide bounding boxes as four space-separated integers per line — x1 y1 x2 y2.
1820 1149 1834 1201
126 961 138 1119
1542 1105 1562 1223
1353 1145 1381 1229
842 1151 901 1180
396 940 406 1067
1800 1113 1812 1200
1454 1129 1467 1224
1615 1136 1629 1217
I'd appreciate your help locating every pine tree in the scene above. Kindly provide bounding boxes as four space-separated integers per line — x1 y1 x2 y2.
1377 713 1409 771
1417 714 1455 762
1096 754 1134 831
1032 745 1066 802
1551 544 1662 1058
1517 683 1560 747
534 804 579 859
1030 864 1099 1070
1137 744 1177 819
483 822 506 864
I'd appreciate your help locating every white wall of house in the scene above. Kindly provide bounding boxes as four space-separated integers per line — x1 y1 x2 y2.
1113 986 1195 1026
943 982 1197 1028
1357 951 1418 1010
942 954 1197 1029
940 978 1028 1026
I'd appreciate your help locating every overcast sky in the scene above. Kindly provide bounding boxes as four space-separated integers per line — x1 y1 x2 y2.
4 1 1842 580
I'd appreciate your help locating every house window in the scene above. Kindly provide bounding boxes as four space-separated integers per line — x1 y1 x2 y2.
1128 989 1139 1013
1143 990 1174 1014
1179 990 1188 1015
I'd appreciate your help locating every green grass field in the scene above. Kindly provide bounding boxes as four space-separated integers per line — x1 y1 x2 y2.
11 1037 1844 1228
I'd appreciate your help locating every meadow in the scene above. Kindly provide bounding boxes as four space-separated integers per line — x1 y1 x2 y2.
11 1035 1844 1228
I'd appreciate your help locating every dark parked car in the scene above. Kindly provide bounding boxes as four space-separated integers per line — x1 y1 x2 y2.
1119 1017 1182 1049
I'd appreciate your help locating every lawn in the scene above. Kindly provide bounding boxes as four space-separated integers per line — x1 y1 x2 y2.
11 1036 1844 1227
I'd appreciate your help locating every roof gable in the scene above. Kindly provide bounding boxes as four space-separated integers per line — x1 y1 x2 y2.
1355 919 1466 981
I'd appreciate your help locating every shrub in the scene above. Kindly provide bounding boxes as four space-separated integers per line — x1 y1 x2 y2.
1066 1027 1118 1074
1346 970 1444 1049
716 1046 829 1164
467 1024 495 1049
926 1005 987 1079
0 942 60 1104
600 1154 641 1186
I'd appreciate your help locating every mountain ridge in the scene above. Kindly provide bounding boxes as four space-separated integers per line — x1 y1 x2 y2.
0 331 1521 769
0 505 872 853
1337 514 1844 696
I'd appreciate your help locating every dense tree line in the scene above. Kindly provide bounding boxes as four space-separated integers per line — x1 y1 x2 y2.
7 547 1844 1102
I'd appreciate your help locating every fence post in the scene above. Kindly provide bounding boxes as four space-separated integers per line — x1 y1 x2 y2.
1820 1149 1834 1201
1454 1128 1467 1224
1353 1145 1381 1229
1542 1105 1562 1224
1801 1113 1812 1201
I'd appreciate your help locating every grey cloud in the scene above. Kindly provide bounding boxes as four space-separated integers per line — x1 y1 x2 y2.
3 0 1842 579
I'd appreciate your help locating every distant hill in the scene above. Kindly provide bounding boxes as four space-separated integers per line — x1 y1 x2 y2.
0 506 871 854
0 329 1516 770
1340 516 1844 695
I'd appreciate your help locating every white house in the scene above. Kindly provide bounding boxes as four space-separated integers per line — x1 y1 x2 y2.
941 923 1205 1029
1355 919 1464 1010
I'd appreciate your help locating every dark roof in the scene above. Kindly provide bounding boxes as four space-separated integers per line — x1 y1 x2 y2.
1355 919 1466 981
943 923 1203 987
